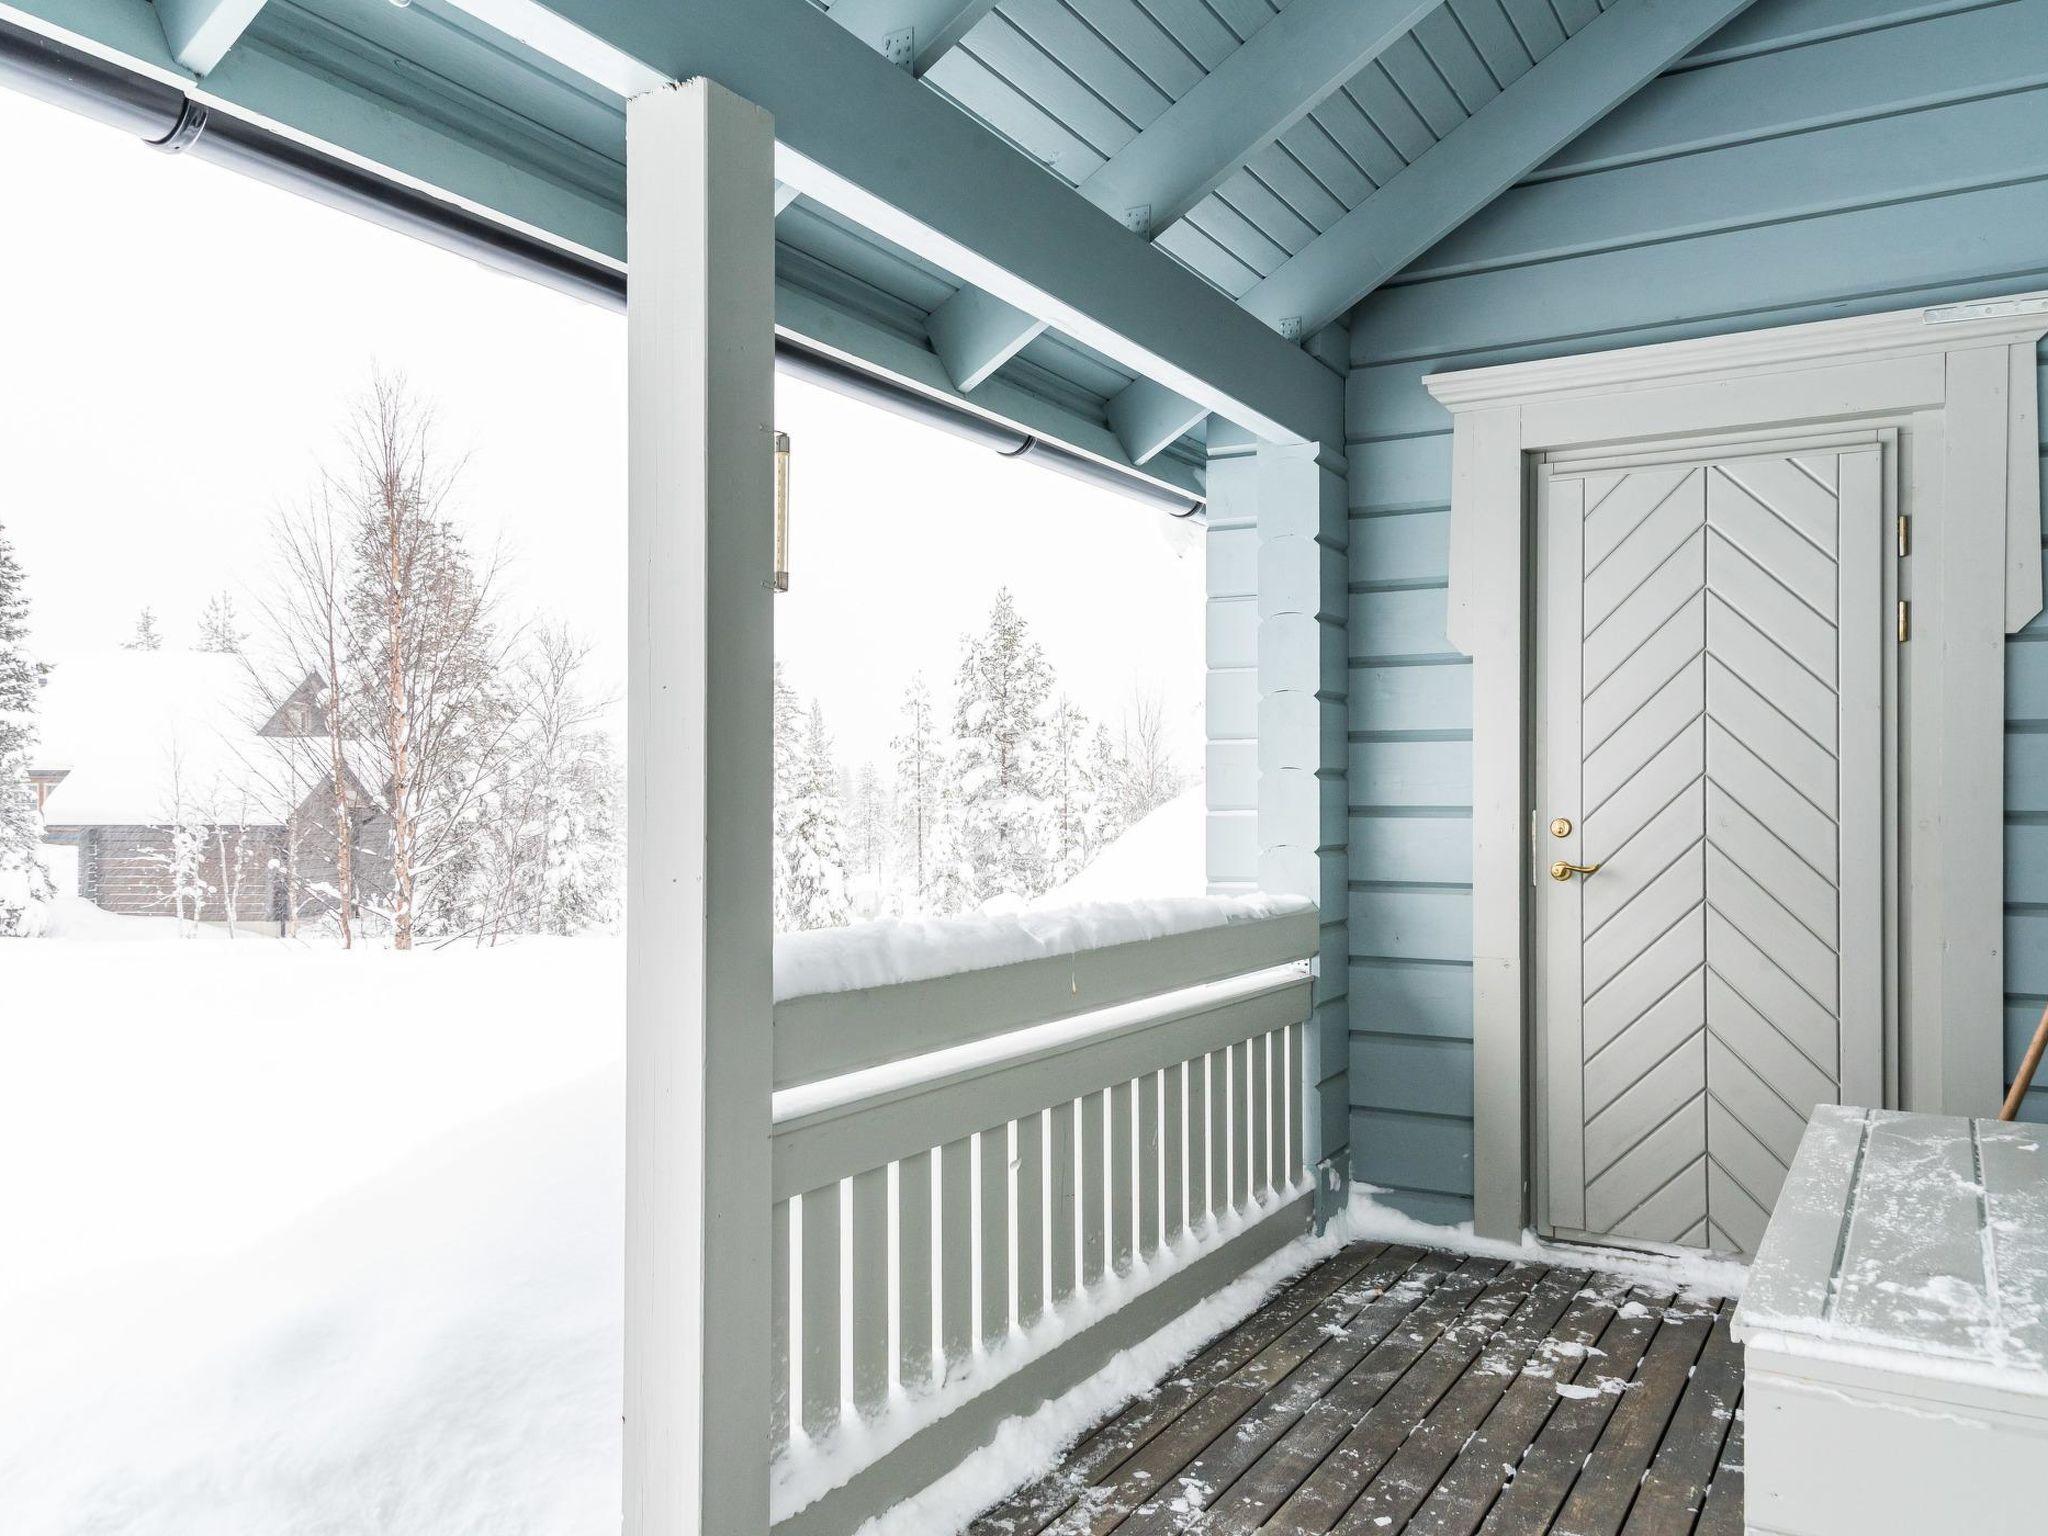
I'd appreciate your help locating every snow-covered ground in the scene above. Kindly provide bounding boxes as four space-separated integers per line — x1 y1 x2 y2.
1 914 624 1535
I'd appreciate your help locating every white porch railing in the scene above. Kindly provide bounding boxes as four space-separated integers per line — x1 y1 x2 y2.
765 899 1320 1533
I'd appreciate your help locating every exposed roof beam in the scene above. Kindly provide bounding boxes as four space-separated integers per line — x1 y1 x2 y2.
927 286 1045 392
442 0 1343 448
818 0 1001 77
1108 377 1207 467
1085 0 1442 235
928 0 1432 399
1239 0 1765 336
154 0 267 75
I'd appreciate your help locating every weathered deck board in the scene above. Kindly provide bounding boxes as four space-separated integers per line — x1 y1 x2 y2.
967 1242 1744 1536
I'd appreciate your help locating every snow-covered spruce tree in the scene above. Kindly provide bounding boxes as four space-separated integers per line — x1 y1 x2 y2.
771 676 851 931
195 591 245 654
890 673 946 914
148 746 213 937
1044 693 1099 888
845 761 891 919
951 587 1054 904
466 623 622 941
0 518 52 937
124 605 163 651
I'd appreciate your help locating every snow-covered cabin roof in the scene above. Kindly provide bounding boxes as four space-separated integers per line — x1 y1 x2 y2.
32 651 310 827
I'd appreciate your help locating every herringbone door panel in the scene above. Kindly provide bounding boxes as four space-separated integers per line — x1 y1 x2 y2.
1542 449 1885 1258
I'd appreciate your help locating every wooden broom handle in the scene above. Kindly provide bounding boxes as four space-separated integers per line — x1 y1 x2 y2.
2001 998 2048 1121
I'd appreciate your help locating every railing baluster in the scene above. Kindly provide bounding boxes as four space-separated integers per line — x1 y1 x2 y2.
771 1197 791 1449
1233 1040 1253 1212
1187 1053 1208 1231
1139 1070 1161 1261
1285 1020 1304 1189
1050 1098 1077 1304
800 1183 842 1438
1111 1078 1136 1275
941 1137 973 1375
898 1150 933 1392
978 1125 1011 1349
1164 1062 1185 1249
851 1167 889 1418
1016 1111 1045 1327
1250 1028 1270 1203
1208 1054 1226 1226
1081 1090 1107 1288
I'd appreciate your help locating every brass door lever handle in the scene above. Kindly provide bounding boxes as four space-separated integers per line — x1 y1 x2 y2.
1550 860 1601 882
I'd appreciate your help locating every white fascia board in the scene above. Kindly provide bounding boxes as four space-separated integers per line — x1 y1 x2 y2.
1240 0 1766 336
443 0 1343 448
153 0 267 75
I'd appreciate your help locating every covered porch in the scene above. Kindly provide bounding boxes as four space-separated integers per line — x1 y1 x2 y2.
4 0 2046 1532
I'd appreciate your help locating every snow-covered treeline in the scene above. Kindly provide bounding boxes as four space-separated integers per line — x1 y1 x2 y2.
773 587 1187 931
0 516 53 936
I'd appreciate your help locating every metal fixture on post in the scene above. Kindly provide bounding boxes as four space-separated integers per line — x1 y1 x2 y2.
772 430 791 592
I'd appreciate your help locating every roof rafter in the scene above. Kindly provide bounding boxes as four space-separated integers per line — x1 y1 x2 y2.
817 0 1002 77
1085 0 1444 237
922 0 1437 452
1239 0 1766 336
443 0 1344 448
154 0 268 75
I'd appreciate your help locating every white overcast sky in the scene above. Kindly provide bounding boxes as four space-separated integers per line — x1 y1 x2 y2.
0 85 1204 775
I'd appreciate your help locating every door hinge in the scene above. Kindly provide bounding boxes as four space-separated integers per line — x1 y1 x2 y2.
1897 514 1909 558
1898 599 1910 643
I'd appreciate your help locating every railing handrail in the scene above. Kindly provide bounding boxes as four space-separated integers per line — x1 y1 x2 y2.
770 960 1309 1202
772 898 1317 1091
764 906 1321 1535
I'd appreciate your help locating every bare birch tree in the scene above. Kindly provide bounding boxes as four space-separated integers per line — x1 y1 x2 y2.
254 484 361 947
340 374 518 949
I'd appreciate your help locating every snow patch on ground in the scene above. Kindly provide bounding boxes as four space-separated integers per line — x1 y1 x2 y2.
774 888 1310 1000
1030 786 1205 907
1347 1185 1749 1301
10 1079 620 1535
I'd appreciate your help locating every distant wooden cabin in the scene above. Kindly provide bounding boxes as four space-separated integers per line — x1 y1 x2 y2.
32 651 389 929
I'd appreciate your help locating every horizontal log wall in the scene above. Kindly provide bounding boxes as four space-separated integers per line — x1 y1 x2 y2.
1345 0 2048 1227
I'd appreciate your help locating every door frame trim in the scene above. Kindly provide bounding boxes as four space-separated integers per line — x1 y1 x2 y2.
1425 293 2048 1241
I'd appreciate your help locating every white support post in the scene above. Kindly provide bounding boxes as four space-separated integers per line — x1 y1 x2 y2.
624 80 777 1536
1254 441 1351 1224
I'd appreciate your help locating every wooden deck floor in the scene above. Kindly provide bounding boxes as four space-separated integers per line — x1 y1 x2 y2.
968 1241 1743 1536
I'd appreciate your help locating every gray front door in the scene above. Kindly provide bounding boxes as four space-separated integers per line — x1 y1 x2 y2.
1538 446 1889 1257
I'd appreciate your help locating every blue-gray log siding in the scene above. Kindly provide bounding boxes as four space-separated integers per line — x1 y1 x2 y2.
1345 0 2048 1224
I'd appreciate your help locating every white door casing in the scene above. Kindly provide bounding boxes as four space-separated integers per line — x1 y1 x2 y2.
1425 293 2048 1243
1537 448 1888 1257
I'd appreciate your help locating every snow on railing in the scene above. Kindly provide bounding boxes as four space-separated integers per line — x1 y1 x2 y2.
765 896 1319 1534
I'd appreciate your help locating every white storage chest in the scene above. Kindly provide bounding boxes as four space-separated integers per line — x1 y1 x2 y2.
1731 1105 2048 1535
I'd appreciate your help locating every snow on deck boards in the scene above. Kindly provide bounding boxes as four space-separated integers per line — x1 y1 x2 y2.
967 1242 1743 1535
